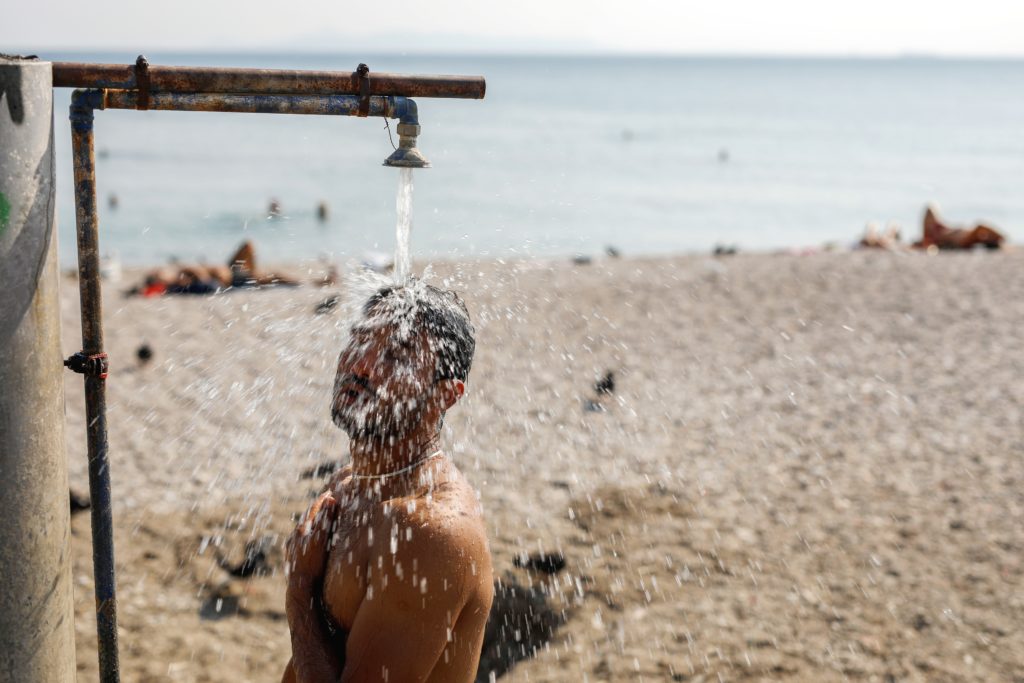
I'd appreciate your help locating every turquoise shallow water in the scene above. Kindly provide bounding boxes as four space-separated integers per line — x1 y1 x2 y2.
43 52 1024 265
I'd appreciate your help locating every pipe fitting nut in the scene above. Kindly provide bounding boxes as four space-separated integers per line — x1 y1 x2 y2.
396 122 420 138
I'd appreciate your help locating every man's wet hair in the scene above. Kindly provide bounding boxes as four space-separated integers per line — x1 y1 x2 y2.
364 284 476 382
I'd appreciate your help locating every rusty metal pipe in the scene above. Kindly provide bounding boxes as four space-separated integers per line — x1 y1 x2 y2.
69 88 121 683
53 62 485 99
100 90 398 118
93 89 431 166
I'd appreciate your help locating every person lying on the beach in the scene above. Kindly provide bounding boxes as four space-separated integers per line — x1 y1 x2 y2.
282 283 493 683
915 206 1006 250
126 240 300 296
859 222 903 250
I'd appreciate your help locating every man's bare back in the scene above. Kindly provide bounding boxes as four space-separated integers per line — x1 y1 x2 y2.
283 283 492 683
282 460 492 683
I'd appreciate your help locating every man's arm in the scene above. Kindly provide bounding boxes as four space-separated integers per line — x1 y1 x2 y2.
339 516 492 683
285 491 344 683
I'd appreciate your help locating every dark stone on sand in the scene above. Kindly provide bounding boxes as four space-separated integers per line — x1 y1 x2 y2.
912 613 930 631
199 586 244 621
583 399 605 413
513 551 567 575
475 574 566 682
70 489 91 514
594 371 615 396
571 254 592 266
605 245 621 258
713 244 739 256
301 460 339 480
223 536 276 578
315 295 340 315
136 343 153 364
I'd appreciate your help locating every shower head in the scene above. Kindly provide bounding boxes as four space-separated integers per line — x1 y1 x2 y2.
383 122 431 168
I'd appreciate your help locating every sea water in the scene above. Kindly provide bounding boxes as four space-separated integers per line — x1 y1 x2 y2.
44 52 1024 265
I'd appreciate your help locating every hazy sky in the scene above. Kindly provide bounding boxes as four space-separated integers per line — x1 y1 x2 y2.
7 0 1024 55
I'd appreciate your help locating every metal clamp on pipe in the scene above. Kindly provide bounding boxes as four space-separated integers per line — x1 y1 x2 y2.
133 55 150 110
64 351 109 379
356 63 371 117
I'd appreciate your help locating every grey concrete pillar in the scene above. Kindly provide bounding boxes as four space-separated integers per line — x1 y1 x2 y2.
0 56 77 682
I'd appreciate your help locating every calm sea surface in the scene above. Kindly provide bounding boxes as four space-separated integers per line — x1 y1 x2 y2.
43 52 1024 265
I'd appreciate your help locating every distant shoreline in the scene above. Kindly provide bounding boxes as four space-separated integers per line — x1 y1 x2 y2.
23 49 1024 62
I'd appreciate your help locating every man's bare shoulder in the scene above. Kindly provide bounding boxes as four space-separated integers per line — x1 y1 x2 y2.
323 462 353 494
389 465 491 593
398 465 486 532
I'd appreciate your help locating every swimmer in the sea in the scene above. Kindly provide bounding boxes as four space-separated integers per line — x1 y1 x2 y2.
282 283 493 683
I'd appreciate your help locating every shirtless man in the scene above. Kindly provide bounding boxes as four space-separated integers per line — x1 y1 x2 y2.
282 284 493 683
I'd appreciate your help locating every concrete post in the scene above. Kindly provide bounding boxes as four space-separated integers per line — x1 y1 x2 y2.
0 56 77 682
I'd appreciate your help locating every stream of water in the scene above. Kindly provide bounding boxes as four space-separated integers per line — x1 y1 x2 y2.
393 168 414 285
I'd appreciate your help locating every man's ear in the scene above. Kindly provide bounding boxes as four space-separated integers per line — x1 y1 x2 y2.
438 379 465 410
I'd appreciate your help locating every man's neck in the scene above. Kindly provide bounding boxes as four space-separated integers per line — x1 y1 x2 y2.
349 427 442 478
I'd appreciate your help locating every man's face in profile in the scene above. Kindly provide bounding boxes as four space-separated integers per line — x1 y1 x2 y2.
331 310 437 439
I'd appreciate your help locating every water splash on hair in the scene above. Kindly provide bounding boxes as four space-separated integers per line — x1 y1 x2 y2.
342 266 438 342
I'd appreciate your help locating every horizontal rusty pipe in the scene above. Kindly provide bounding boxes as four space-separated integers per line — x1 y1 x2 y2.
95 89 428 166
97 89 416 119
53 62 485 99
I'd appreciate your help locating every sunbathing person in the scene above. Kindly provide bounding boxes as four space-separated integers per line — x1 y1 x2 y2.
282 283 492 683
127 241 299 296
915 206 1006 250
859 222 903 250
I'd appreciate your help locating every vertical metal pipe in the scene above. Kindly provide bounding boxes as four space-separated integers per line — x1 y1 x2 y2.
69 88 121 683
0 56 77 683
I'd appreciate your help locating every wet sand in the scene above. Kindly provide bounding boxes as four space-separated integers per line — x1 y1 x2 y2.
62 251 1024 682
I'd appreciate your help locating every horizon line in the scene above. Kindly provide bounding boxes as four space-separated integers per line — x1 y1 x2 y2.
13 47 1024 61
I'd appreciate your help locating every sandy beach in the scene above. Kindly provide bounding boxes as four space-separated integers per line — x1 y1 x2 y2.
61 250 1024 682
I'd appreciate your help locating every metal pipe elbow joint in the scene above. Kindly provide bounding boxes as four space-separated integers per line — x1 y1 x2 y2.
69 89 105 130
383 97 430 168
